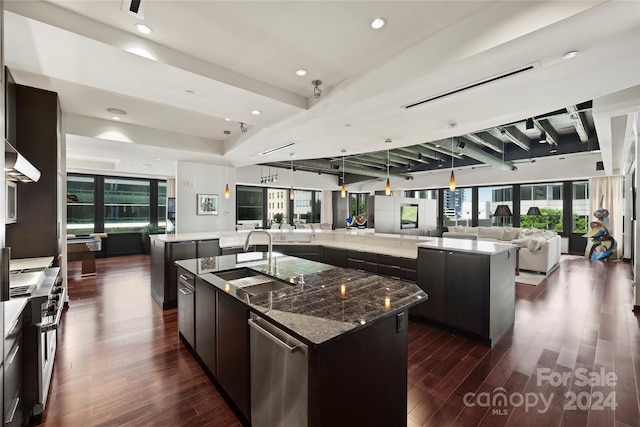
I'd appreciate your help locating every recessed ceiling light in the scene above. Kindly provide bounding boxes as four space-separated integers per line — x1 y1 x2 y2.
562 50 578 59
185 89 195 94
371 18 386 29
251 110 261 115
224 118 231 121
134 23 153 35
106 108 127 115
295 69 307 76
111 116 121 121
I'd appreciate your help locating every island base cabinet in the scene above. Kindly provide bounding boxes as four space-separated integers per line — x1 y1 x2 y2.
413 246 516 347
195 278 217 376
217 294 251 422
308 311 408 427
412 248 446 322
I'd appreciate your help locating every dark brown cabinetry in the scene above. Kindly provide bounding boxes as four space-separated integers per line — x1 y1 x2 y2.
274 244 321 261
6 84 62 261
320 247 347 267
150 240 197 309
347 250 378 273
216 294 250 421
194 277 217 376
414 248 447 322
196 240 220 258
413 247 516 346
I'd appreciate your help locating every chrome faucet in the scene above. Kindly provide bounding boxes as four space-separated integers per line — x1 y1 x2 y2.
243 230 274 275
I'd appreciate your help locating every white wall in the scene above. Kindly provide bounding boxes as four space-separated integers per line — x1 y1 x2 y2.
176 161 236 233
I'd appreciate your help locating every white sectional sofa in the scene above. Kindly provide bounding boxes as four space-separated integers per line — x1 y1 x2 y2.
443 226 561 275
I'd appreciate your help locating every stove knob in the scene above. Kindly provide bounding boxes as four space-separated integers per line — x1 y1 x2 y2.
51 294 60 302
47 303 57 315
53 287 64 294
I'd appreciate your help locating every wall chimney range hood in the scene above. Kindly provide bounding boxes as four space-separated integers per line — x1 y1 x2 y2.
5 140 41 182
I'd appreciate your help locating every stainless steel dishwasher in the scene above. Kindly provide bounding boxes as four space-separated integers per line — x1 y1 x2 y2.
248 314 308 427
177 272 195 348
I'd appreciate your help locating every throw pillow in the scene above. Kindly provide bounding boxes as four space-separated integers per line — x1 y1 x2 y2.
526 236 545 251
512 236 531 248
478 227 505 240
502 227 521 241
541 230 556 240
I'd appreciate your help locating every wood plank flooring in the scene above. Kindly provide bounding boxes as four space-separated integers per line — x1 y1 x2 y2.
37 255 639 426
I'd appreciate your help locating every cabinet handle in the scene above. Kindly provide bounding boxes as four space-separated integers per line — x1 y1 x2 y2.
179 288 193 296
179 274 193 282
5 397 19 425
7 345 19 366
248 319 300 353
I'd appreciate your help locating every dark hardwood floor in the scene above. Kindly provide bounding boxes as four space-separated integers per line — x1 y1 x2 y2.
38 255 639 426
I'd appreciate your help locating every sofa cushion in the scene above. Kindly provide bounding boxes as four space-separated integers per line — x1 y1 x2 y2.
477 226 504 240
541 230 556 240
526 236 546 251
502 227 521 241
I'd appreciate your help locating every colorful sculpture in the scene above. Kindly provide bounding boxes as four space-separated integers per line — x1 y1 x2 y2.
583 196 617 260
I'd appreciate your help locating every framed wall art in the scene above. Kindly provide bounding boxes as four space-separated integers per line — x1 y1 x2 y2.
197 193 218 215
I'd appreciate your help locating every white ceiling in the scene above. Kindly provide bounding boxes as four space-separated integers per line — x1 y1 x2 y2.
4 0 640 181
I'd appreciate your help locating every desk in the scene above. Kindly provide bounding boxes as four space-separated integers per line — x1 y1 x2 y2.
67 236 102 277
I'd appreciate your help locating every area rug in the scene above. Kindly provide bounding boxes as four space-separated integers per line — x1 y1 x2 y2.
516 271 546 286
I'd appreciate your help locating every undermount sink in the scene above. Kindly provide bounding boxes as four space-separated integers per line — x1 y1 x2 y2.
215 268 292 295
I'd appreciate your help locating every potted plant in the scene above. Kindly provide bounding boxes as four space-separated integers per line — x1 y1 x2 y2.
141 223 160 254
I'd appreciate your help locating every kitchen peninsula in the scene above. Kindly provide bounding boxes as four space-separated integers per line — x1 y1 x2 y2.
175 252 427 427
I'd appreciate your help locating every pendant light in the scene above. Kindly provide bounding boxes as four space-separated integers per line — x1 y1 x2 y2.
290 155 295 201
223 130 231 199
341 149 346 198
449 137 456 191
385 149 391 196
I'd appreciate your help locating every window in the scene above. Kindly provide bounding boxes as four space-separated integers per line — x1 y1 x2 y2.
266 188 290 225
350 193 367 217
520 183 563 231
293 190 312 224
480 186 513 227
237 186 264 227
444 188 472 227
67 175 95 235
313 191 322 223
104 178 150 233
572 181 589 233
158 181 167 230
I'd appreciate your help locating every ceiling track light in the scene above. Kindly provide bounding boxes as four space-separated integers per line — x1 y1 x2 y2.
240 122 248 133
525 118 534 130
539 131 548 144
312 80 322 99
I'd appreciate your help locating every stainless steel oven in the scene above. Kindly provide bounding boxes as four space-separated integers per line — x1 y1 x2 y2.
23 267 64 421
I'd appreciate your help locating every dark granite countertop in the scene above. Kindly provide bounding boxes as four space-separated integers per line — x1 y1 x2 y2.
176 252 427 346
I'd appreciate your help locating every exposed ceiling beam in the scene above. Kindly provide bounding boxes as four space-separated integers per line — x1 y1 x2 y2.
566 105 590 142
429 138 517 172
267 160 413 180
361 151 409 166
424 142 464 159
501 126 531 151
331 157 386 169
393 148 430 164
463 132 504 153
398 145 444 161
534 119 560 145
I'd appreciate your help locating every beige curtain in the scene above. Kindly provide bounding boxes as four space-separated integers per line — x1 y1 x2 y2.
589 176 623 259
321 190 333 226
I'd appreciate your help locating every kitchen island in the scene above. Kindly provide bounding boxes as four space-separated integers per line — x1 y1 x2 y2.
176 252 426 427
